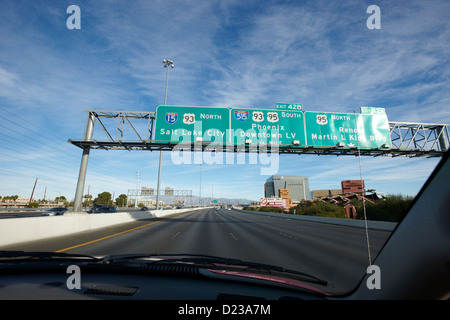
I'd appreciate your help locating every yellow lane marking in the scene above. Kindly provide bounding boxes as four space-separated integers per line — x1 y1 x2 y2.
55 221 161 253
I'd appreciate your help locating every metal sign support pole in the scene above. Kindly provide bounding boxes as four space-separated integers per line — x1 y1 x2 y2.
156 59 174 210
73 112 95 212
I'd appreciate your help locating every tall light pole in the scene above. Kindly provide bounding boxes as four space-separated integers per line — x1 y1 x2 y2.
156 59 174 210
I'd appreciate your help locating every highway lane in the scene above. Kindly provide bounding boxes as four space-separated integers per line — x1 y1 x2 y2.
0 208 391 294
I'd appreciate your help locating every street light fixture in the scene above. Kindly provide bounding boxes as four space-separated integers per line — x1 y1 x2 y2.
156 59 174 210
162 59 174 107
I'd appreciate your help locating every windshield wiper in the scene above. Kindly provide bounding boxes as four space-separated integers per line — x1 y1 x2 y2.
177 256 327 286
0 251 101 262
103 253 327 286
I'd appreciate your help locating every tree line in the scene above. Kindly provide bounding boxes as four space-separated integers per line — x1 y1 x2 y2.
1 195 19 202
244 194 414 223
84 192 128 207
1 192 128 208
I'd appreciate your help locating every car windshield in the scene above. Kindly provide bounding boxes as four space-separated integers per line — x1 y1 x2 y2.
0 0 448 299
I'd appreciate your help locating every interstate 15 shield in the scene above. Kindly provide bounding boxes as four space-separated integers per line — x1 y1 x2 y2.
165 112 178 124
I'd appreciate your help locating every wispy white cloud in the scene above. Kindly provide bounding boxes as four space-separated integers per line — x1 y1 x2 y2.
0 0 447 201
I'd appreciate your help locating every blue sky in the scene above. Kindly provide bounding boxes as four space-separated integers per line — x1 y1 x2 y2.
0 0 448 203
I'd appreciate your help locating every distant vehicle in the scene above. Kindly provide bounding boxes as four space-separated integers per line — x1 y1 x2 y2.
42 207 68 216
86 205 117 214
140 207 149 211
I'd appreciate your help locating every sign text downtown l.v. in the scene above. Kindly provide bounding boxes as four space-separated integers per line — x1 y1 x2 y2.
154 105 391 148
230 108 306 145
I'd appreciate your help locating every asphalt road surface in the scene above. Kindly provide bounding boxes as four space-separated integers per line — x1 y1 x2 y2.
0 207 391 294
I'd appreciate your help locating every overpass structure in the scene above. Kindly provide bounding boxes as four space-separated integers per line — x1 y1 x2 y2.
68 109 449 211
127 188 193 207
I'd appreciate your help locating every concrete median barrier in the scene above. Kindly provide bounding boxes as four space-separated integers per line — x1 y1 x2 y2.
0 208 204 247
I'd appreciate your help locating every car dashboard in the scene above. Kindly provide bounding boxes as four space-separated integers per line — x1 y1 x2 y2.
0 272 328 301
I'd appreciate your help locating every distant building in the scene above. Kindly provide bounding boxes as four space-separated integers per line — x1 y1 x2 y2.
313 189 343 200
0 196 65 208
0 196 33 208
278 188 293 208
312 180 367 200
264 175 311 201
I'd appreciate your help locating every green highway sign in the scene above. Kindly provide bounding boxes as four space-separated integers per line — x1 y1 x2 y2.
230 108 306 145
275 103 303 112
304 111 392 148
155 105 230 144
155 105 392 149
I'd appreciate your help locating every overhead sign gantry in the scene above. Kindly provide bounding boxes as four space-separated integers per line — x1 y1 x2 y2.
68 105 449 212
69 106 449 156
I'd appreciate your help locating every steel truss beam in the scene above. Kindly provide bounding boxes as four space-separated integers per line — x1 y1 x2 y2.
68 110 449 158
127 189 193 207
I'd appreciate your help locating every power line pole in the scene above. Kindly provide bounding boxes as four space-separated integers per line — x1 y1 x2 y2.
28 178 38 207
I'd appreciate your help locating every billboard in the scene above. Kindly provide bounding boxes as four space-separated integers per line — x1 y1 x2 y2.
342 180 365 194
260 197 286 208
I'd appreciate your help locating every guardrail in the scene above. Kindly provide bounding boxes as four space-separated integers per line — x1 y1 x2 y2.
0 208 47 213
238 208 397 231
